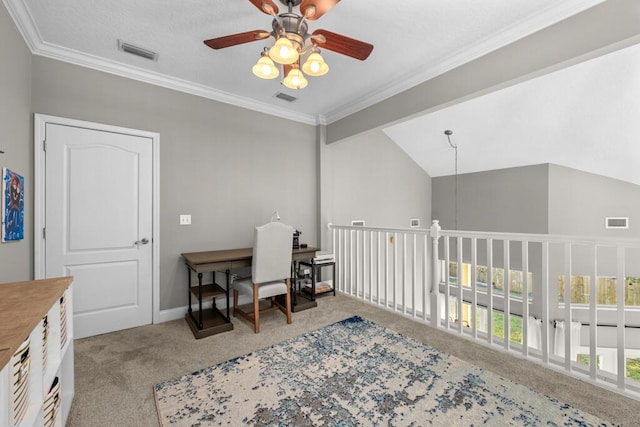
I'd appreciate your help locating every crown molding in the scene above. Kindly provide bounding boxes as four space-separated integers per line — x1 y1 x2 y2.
3 1 320 126
38 41 320 125
4 0 602 128
3 0 41 51
322 0 604 124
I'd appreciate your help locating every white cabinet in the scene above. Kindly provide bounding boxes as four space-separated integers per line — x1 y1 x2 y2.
0 277 74 427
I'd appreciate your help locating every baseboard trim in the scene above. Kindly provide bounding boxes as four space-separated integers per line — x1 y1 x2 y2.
156 295 254 324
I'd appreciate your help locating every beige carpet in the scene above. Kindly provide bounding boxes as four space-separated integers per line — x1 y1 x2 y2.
68 294 640 426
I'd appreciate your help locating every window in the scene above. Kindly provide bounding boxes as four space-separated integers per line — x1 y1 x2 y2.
449 262 533 301
447 300 524 344
558 275 640 306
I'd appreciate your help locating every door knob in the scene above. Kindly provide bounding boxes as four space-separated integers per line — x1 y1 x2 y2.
135 238 150 245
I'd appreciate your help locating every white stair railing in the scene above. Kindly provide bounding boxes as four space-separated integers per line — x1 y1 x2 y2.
329 222 640 400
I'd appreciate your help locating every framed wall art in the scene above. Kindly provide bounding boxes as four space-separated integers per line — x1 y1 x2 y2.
2 167 24 242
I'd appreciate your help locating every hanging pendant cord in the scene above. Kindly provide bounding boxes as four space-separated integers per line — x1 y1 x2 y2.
445 130 458 231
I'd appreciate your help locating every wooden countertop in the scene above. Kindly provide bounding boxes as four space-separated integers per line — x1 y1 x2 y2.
0 276 73 370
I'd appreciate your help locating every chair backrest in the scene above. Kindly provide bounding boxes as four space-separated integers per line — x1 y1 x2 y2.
252 222 294 284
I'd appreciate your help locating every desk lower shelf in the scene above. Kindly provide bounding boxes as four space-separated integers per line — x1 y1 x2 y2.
302 282 334 296
185 308 233 339
189 283 226 300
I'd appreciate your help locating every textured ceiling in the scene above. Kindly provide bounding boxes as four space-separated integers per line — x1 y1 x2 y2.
5 0 601 124
7 0 636 186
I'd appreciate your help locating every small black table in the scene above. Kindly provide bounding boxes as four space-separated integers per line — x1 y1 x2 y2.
298 259 336 301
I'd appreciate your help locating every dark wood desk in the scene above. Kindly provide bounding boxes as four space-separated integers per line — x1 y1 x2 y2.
182 246 318 338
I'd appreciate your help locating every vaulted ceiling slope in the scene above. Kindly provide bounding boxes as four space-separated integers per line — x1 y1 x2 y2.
384 41 640 186
4 0 603 124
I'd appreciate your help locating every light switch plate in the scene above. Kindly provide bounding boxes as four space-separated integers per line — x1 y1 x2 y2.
179 214 191 225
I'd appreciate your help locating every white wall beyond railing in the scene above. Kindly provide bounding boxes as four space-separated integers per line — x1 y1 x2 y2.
329 222 640 400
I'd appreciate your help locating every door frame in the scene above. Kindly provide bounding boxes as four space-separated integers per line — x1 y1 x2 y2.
33 114 161 325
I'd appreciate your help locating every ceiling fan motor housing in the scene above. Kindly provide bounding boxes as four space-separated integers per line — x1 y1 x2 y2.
273 13 308 51
279 0 303 6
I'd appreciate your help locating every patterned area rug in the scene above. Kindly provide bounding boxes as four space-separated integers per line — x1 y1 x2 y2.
154 316 611 426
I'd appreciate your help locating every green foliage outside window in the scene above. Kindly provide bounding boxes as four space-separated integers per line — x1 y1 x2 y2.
576 354 640 381
558 276 640 306
491 311 523 344
626 358 640 381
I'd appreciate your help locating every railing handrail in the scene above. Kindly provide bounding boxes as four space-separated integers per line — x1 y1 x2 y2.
330 224 640 248
329 224 431 235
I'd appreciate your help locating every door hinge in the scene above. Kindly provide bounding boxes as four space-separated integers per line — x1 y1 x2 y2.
43 227 46 239
43 140 46 152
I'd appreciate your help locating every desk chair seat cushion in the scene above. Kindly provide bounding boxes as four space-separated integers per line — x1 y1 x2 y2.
232 278 287 299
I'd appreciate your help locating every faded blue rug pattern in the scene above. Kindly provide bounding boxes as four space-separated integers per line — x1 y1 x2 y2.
154 316 611 426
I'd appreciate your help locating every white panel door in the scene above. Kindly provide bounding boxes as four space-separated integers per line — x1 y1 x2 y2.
45 123 153 338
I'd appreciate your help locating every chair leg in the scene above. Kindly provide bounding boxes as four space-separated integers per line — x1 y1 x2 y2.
285 278 292 324
253 283 260 333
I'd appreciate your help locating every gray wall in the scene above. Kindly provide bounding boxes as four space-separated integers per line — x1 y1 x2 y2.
0 4 32 282
432 164 549 234
1 1 431 311
323 130 431 229
548 164 640 238
29 57 318 311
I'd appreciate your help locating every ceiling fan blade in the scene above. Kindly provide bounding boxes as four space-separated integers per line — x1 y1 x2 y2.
312 29 373 60
300 0 340 20
249 0 279 15
204 30 270 50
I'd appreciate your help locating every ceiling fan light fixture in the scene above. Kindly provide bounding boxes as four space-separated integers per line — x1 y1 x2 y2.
283 67 308 89
269 36 299 64
204 0 372 91
252 52 280 79
302 51 329 76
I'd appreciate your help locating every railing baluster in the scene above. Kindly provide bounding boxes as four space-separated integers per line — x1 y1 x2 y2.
369 230 374 303
541 241 549 364
616 245 626 390
589 244 598 381
504 239 510 351
457 236 463 335
385 232 389 308
376 231 381 305
393 232 398 312
471 237 477 339
430 223 440 328
402 233 407 315
564 242 572 372
361 230 366 299
423 233 428 322
522 240 529 357
444 236 450 329
355 229 360 298
411 234 418 317
487 238 494 346
348 229 353 296
331 228 342 291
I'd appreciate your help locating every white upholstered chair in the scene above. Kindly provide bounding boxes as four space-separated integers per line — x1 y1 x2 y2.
232 221 294 333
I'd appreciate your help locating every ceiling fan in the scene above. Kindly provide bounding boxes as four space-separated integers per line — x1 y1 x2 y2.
203 0 374 89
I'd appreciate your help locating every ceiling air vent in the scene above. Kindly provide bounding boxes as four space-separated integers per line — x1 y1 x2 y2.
275 92 297 102
605 217 629 229
118 40 158 61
